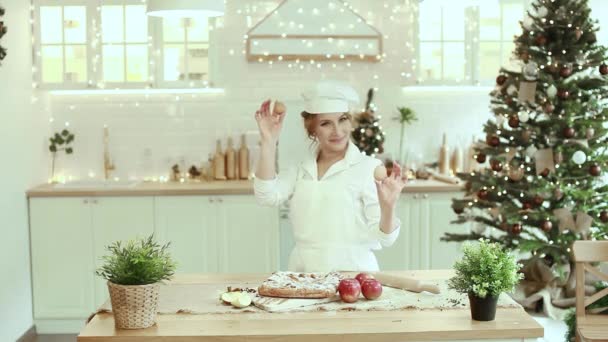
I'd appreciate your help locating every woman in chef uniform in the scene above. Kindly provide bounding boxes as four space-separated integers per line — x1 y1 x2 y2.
253 81 407 272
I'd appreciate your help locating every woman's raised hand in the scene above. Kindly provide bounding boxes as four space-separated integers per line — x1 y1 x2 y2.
255 99 286 144
375 162 408 210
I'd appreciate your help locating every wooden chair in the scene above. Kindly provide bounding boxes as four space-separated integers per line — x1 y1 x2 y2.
573 240 608 342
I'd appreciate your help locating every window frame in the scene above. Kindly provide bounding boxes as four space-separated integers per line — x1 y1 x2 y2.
34 0 93 89
415 0 532 86
97 0 152 89
154 16 213 89
32 0 214 90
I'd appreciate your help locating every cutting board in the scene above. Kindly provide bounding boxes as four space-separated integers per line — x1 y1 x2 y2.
253 294 341 312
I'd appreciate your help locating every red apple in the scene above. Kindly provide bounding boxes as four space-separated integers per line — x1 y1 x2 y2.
338 278 361 303
355 272 375 285
361 279 383 300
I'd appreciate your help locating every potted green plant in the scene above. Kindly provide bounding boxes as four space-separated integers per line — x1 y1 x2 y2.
96 234 176 329
448 240 523 321
393 106 417 163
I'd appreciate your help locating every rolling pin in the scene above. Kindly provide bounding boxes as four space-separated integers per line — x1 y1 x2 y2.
371 273 441 294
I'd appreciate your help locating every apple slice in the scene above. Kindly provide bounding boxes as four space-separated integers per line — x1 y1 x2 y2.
231 292 252 308
220 291 239 305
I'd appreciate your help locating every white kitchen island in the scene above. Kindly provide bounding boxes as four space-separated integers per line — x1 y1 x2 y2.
27 179 468 333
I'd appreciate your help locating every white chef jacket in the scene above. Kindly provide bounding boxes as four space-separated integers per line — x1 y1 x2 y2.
254 141 401 272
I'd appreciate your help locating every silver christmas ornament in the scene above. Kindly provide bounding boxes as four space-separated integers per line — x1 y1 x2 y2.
586 127 595 139
576 52 587 65
547 85 558 98
523 62 539 81
572 150 587 165
537 6 548 18
507 84 518 95
523 16 534 30
518 111 530 123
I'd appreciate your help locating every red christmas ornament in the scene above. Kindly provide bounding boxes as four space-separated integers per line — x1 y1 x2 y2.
600 211 608 223
522 202 533 210
486 135 500 147
453 206 464 215
490 159 503 172
511 223 522 235
476 153 487 163
540 168 550 177
541 220 553 232
477 189 489 200
533 195 545 207
544 102 555 114
535 34 547 46
560 67 572 78
563 127 575 139
496 75 507 86
590 163 601 177
508 115 520 128
600 64 608 75
557 89 570 99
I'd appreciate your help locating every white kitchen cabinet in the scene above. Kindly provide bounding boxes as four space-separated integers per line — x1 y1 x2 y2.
375 192 468 271
374 193 416 271
154 195 280 274
216 196 279 273
30 196 155 332
30 197 95 319
154 196 219 273
91 197 155 308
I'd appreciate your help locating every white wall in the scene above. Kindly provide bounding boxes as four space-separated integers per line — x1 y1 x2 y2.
45 0 493 181
0 1 47 340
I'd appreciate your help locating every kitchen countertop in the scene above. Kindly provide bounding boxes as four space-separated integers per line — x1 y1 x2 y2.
77 270 543 342
27 178 463 198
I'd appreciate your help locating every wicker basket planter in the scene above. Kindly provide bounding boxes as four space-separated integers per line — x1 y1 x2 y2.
108 281 160 329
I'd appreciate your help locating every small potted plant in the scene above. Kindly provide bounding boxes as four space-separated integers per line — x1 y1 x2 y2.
448 239 523 321
96 234 176 329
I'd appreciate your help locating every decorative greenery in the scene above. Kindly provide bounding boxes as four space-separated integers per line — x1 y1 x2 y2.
393 106 417 162
96 234 176 286
448 240 524 298
564 308 576 342
564 281 608 341
0 6 6 63
49 129 75 180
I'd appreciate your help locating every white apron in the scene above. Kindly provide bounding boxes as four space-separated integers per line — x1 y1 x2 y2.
288 176 379 272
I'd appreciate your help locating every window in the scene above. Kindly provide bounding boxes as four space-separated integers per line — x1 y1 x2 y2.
100 3 149 84
416 0 528 85
418 2 467 83
159 17 210 86
37 4 88 84
32 0 213 89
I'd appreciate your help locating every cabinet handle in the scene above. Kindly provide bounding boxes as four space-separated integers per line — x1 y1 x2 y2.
423 194 428 199
413 194 419 200
92 199 98 204
217 198 223 203
83 199 88 204
209 198 215 203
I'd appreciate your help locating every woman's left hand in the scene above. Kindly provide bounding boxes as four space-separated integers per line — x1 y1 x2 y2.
375 163 408 210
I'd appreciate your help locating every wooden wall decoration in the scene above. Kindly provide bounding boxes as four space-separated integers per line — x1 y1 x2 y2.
246 0 382 63
0 5 6 63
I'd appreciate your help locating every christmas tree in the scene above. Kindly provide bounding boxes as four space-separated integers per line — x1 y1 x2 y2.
444 0 608 297
0 6 6 63
352 88 386 157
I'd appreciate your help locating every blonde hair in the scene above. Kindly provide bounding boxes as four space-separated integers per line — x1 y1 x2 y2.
300 111 353 141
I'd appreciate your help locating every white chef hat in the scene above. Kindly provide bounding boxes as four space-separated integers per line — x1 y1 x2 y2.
301 81 360 114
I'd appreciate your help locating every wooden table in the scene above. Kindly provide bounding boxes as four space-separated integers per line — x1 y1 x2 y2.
78 270 544 342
